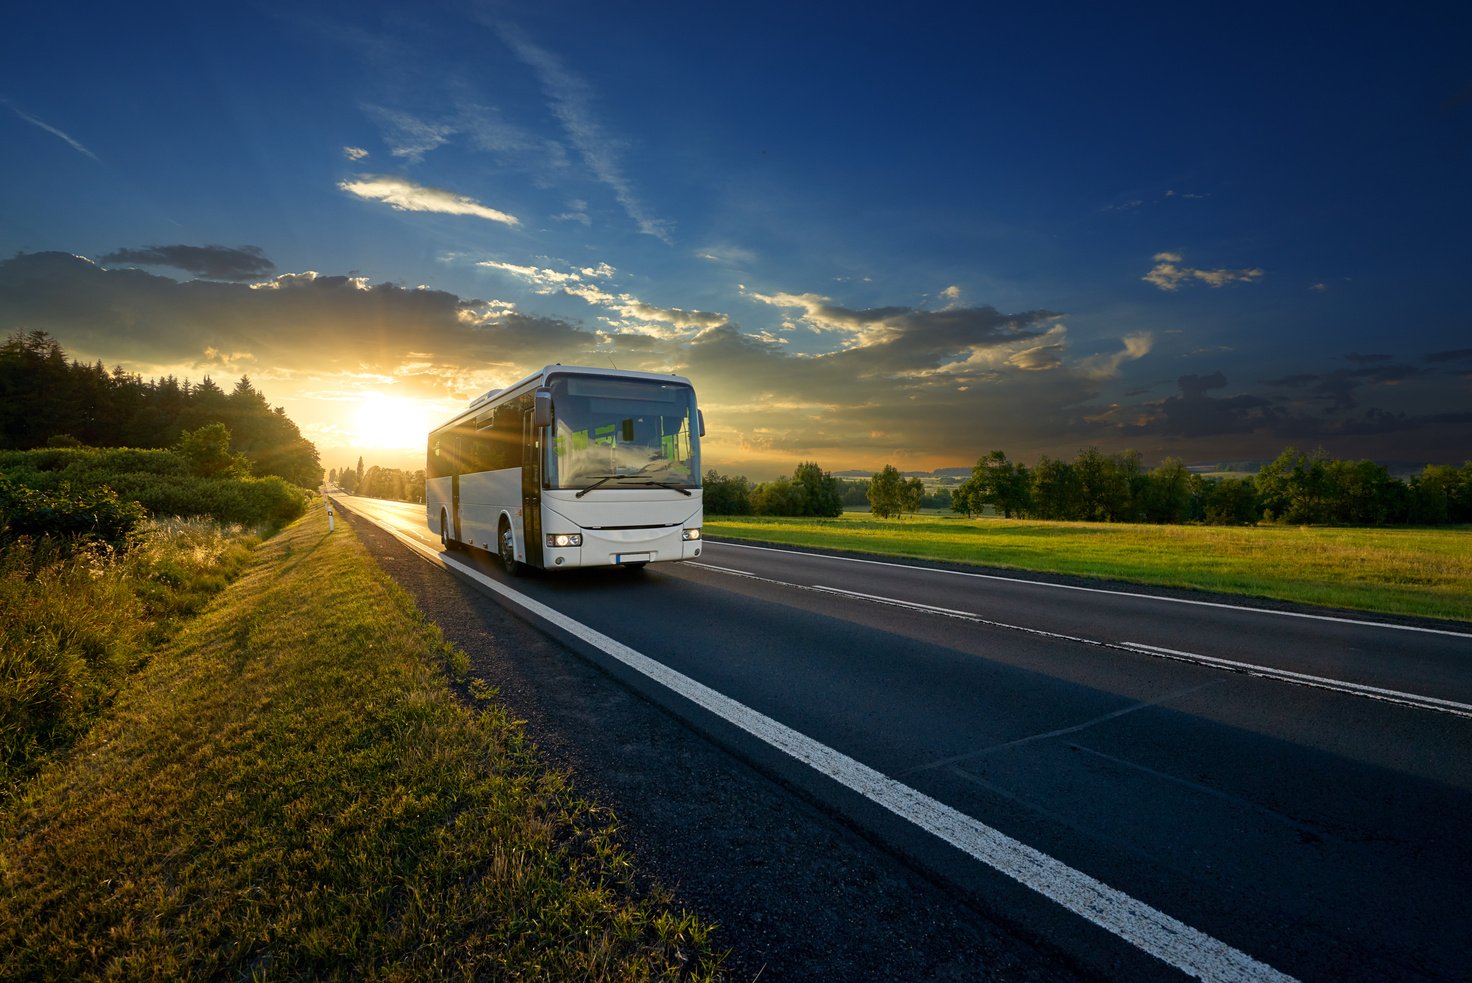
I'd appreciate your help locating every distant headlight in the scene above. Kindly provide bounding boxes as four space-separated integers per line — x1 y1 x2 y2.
547 533 582 548
682 528 702 541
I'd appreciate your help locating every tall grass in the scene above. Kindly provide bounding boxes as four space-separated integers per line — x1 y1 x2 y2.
0 511 723 980
705 513 1472 622
0 520 258 790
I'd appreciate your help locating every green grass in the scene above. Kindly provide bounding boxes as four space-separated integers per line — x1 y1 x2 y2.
0 513 723 980
1 519 261 790
705 513 1472 623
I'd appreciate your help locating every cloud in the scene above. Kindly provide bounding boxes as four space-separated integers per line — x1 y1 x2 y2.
5 250 1465 474
1130 372 1280 437
3 100 99 160
343 146 369 160
477 259 588 290
1425 348 1472 364
339 175 520 226
696 244 759 266
1262 361 1422 413
361 106 455 164
1076 332 1153 380
496 25 671 243
100 244 276 281
1143 252 1264 291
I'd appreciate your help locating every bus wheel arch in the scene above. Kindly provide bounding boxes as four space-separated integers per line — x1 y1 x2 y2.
439 509 460 551
498 515 524 576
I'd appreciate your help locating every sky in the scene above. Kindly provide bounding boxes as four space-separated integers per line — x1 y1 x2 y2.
2 1 1470 480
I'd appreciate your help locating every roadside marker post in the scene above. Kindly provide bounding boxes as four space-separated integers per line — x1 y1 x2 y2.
326 501 335 532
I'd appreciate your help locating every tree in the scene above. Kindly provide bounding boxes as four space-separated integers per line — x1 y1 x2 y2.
1141 457 1196 524
867 465 906 519
1200 476 1259 525
703 470 752 514
1030 456 1085 520
956 450 1031 518
792 461 844 517
903 476 925 515
1256 447 1330 524
175 423 251 478
751 476 806 516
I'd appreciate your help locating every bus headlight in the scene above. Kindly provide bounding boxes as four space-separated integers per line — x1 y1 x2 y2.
547 533 582 548
682 528 702 541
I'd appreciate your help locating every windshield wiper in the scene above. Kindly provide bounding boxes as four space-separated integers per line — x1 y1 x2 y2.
574 475 619 498
640 480 692 496
573 474 693 497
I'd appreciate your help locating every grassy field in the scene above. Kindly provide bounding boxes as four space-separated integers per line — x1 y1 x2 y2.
0 513 723 980
704 513 1472 623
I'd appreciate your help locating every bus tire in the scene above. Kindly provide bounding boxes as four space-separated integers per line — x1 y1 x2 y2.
498 518 524 576
440 510 461 552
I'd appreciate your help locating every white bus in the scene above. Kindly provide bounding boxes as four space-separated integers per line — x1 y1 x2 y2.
426 365 704 573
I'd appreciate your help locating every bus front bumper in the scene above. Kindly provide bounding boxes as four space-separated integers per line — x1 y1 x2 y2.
543 525 702 568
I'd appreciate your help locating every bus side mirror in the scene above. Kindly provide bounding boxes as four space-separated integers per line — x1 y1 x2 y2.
533 389 553 428
698 409 706 438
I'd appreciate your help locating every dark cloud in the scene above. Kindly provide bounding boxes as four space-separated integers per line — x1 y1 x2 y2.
1131 373 1278 438
1344 352 1392 365
0 252 601 397
1261 362 1421 413
1425 348 1472 364
99 244 276 281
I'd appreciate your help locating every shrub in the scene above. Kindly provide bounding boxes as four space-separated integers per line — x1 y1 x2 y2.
0 475 147 553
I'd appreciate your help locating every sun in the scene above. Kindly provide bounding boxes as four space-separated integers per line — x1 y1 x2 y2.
351 393 435 451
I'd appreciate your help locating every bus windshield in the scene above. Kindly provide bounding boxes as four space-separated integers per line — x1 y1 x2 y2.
545 375 701 491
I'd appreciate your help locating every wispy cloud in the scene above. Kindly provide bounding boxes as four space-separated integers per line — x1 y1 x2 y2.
1143 252 1264 291
339 175 520 226
3 100 99 160
1076 332 1154 379
497 25 672 243
362 105 455 164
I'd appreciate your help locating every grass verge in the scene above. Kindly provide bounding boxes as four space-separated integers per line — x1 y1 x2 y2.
704 514 1472 623
0 513 723 980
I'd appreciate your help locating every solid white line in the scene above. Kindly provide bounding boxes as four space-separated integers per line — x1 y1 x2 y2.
710 540 1472 639
1119 643 1472 720
381 534 1295 981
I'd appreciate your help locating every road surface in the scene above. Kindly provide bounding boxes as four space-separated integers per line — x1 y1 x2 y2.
333 495 1472 982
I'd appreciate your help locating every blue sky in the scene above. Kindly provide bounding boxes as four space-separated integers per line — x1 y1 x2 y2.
2 1 1469 478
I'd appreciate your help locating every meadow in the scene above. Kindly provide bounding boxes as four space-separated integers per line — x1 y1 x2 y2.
703 513 1472 623
0 512 722 980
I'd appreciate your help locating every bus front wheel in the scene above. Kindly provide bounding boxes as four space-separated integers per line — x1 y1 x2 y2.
440 510 461 552
498 519 524 576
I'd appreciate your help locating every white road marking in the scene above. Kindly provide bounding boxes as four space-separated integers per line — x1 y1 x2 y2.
710 540 1472 639
362 519 1296 982
1119 642 1472 720
692 563 1472 720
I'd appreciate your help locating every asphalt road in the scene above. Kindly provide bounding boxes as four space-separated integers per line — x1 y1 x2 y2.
331 496 1472 982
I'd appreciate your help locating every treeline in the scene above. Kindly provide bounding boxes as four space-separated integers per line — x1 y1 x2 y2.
331 460 426 504
1 428 310 542
949 447 1472 526
1 331 320 488
703 462 846 517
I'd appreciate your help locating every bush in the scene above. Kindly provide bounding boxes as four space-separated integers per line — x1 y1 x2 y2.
0 475 147 553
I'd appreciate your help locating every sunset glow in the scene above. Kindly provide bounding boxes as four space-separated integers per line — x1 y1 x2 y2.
2 5 1468 478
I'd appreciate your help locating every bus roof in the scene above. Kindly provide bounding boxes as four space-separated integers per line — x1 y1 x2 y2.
435 364 695 432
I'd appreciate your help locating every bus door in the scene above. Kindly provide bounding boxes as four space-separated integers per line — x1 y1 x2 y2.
521 405 543 569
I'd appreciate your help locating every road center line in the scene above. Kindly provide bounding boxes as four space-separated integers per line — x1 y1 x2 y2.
691 563 1472 720
390 538 1294 982
1118 642 1472 720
